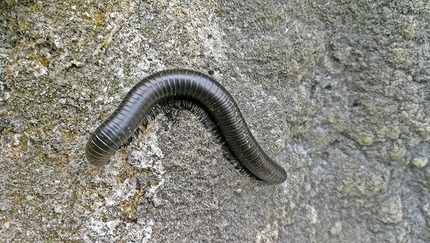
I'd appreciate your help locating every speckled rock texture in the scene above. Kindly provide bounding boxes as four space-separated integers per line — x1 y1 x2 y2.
0 0 429 242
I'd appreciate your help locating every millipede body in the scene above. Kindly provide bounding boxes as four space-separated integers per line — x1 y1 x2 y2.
85 69 287 184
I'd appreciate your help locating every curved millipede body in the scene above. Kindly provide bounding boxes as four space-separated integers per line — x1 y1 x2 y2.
86 69 287 184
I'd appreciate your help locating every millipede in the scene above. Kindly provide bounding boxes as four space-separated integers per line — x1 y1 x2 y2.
85 69 287 184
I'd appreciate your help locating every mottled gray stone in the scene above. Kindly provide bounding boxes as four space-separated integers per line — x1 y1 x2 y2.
0 0 429 242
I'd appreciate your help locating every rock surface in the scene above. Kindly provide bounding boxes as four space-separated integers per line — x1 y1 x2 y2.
0 0 429 242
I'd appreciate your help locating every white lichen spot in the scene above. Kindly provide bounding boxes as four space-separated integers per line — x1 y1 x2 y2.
357 132 374 146
410 157 428 168
376 126 401 140
389 147 406 161
306 205 318 224
400 111 409 120
33 63 47 77
330 221 342 236
3 221 10 230
12 134 21 146
53 34 63 49
217 222 230 231
54 205 63 214
70 60 84 67
369 179 383 194
378 196 403 224
59 98 66 105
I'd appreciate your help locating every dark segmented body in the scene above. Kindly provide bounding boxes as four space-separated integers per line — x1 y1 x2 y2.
85 69 287 184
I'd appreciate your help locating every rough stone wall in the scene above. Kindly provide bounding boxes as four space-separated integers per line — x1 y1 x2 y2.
0 0 429 242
